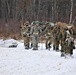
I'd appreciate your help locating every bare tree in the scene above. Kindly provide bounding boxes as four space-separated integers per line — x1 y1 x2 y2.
69 0 73 24
37 0 41 20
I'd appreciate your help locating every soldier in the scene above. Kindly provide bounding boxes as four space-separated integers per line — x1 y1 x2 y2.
30 21 42 50
23 21 30 49
43 22 53 50
53 22 69 56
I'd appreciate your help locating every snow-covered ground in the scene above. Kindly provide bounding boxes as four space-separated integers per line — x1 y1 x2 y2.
0 39 76 75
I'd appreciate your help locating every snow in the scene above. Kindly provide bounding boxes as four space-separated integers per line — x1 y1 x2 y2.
0 39 19 47
0 39 76 75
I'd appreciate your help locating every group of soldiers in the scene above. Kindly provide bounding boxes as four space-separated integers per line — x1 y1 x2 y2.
20 21 76 57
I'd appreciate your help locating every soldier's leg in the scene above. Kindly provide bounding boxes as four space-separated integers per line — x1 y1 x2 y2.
53 42 56 50
53 37 57 50
45 38 49 49
70 41 75 55
36 35 39 49
24 36 29 49
61 41 65 57
70 49 73 56
48 42 51 48
64 48 71 58
23 37 26 47
32 35 37 50
32 35 35 48
55 41 59 51
30 36 33 48
46 37 52 50
31 42 33 48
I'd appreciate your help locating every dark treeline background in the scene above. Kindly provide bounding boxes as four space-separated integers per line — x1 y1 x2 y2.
0 0 76 39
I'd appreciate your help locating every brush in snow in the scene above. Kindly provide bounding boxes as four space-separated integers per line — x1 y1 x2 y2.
9 42 18 48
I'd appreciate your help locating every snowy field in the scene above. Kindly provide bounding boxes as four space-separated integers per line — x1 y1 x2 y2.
0 39 76 75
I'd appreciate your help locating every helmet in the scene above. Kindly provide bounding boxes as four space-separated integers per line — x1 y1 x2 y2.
24 21 30 26
35 21 39 24
39 22 43 25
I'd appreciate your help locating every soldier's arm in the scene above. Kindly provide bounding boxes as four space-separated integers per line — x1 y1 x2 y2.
30 27 34 35
41 26 48 35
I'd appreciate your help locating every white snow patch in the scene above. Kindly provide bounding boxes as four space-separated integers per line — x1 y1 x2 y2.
0 39 76 75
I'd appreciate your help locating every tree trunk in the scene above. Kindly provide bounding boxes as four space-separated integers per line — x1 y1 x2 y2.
37 0 41 20
69 0 73 24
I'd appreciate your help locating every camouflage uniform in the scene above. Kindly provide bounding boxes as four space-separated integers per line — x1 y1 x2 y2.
52 25 60 51
23 21 30 49
30 21 41 50
64 37 75 56
60 29 66 55
30 21 36 48
69 27 76 39
44 22 53 49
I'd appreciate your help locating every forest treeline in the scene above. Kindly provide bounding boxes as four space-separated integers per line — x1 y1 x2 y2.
0 0 76 39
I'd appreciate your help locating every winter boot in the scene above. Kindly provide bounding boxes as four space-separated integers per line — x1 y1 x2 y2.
56 47 59 52
25 46 29 49
61 52 65 57
33 47 38 50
